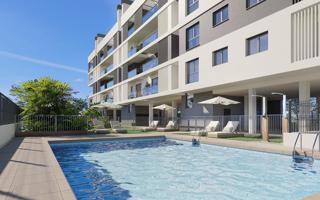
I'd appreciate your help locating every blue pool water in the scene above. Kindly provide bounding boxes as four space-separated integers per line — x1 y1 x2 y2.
51 137 320 200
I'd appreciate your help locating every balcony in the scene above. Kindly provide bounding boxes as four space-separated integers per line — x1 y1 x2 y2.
142 32 158 48
129 90 142 99
142 5 158 24
142 57 158 72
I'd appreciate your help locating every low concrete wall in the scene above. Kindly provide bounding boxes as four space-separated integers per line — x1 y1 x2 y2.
283 132 320 151
0 123 16 149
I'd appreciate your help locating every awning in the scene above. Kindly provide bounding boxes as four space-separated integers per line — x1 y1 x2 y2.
198 96 240 106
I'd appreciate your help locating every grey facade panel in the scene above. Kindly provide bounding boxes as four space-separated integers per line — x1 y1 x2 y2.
121 104 136 121
179 0 292 55
180 92 244 119
158 0 168 8
134 7 143 30
122 22 128 41
158 37 169 64
122 64 129 80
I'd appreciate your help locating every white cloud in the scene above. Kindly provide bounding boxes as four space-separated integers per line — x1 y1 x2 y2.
0 51 87 74
74 78 83 82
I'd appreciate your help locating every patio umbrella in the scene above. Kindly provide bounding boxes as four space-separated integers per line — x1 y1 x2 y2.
92 102 122 109
153 104 176 125
153 104 175 111
198 96 240 106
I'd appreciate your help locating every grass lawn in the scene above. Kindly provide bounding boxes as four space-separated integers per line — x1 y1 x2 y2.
125 128 153 134
228 135 283 143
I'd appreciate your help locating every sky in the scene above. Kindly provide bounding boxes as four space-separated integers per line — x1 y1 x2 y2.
0 0 120 101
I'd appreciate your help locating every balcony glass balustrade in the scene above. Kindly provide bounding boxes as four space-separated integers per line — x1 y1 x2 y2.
100 80 114 91
100 64 113 77
142 57 158 72
143 85 158 96
143 32 158 48
128 26 135 37
107 47 113 55
128 47 137 57
128 69 137 79
142 5 159 23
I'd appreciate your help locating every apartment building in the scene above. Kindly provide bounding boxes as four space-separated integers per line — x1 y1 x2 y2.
88 0 320 133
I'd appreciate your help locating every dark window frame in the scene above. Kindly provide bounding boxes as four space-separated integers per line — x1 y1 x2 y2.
186 0 199 15
186 23 200 51
212 5 229 27
213 47 228 66
246 0 266 9
186 58 199 84
246 31 268 56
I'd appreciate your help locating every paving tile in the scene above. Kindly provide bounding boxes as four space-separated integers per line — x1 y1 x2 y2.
11 180 60 198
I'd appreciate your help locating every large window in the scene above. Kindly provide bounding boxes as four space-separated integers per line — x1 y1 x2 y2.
247 32 268 56
213 5 229 27
187 0 199 15
213 47 228 66
247 0 265 9
186 23 200 50
186 58 199 84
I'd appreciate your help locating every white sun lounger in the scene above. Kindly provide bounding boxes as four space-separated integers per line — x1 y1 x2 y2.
208 121 243 138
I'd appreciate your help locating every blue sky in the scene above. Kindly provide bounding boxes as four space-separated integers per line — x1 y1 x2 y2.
0 0 120 101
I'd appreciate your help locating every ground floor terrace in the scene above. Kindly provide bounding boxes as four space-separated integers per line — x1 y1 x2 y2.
104 76 320 135
0 133 320 200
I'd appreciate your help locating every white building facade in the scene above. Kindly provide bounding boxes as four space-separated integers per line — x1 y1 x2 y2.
88 0 320 133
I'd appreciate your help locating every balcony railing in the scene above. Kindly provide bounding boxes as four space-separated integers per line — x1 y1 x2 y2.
143 32 158 48
143 85 158 96
142 57 158 72
142 5 159 23
129 90 143 99
128 69 137 79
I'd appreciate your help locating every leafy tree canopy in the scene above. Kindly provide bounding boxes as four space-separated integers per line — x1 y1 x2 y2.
10 77 87 116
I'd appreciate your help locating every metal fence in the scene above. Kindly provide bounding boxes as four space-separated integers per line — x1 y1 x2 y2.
177 114 284 134
17 115 88 133
0 93 20 125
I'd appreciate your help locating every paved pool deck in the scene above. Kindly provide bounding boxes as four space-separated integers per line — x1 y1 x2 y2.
0 133 319 200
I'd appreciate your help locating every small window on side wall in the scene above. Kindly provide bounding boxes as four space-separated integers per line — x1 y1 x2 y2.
186 23 200 50
213 5 229 27
247 0 265 9
186 0 199 15
213 47 228 66
247 32 268 56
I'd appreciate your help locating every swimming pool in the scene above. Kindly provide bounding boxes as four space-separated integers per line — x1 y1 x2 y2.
51 137 320 200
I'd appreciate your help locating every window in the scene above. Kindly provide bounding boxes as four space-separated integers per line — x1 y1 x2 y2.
186 93 194 109
247 32 268 56
247 0 265 9
186 58 199 84
213 47 228 66
186 23 200 50
187 0 199 15
213 5 229 27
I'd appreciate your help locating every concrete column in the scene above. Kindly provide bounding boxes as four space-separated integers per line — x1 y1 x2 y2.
299 81 311 132
113 109 117 121
149 103 154 126
244 96 249 131
248 89 257 134
172 100 177 121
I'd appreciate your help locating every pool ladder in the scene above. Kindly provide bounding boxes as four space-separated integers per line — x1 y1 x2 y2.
292 132 320 163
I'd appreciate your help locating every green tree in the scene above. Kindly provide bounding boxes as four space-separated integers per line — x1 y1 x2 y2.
10 77 85 116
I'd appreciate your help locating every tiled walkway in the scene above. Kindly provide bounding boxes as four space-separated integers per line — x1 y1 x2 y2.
0 133 319 200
